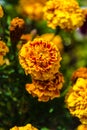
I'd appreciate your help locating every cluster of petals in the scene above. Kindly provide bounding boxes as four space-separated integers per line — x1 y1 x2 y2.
10 123 38 130
65 67 87 124
18 0 47 20
43 0 85 30
19 37 64 101
0 41 9 65
37 33 64 54
19 38 62 81
26 72 64 102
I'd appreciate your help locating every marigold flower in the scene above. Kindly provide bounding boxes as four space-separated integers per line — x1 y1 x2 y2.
10 123 38 130
39 33 64 53
71 67 87 83
77 124 87 130
19 38 62 80
43 0 85 30
0 41 9 55
65 78 87 124
18 0 47 20
9 17 25 43
0 41 9 65
26 72 64 102
0 5 4 18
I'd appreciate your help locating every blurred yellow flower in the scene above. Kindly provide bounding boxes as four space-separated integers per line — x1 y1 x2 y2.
26 72 64 102
0 55 5 66
77 124 87 130
19 38 62 80
10 123 38 130
0 41 9 55
39 33 64 53
0 5 4 18
18 0 47 20
0 41 9 66
43 0 85 30
65 78 87 124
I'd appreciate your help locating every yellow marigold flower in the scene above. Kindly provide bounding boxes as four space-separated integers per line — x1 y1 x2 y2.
65 78 87 124
26 72 64 102
77 124 87 130
0 41 9 55
39 33 64 53
18 0 47 20
0 5 4 18
43 0 85 30
10 123 38 130
71 67 87 83
9 17 25 43
0 41 9 66
19 38 62 81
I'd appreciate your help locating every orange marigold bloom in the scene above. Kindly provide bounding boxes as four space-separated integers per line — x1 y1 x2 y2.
0 41 9 65
9 17 25 43
43 0 85 30
0 41 9 55
26 72 64 102
65 78 87 124
19 38 62 80
18 0 47 20
0 5 4 18
71 67 87 83
77 124 87 130
10 123 38 130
